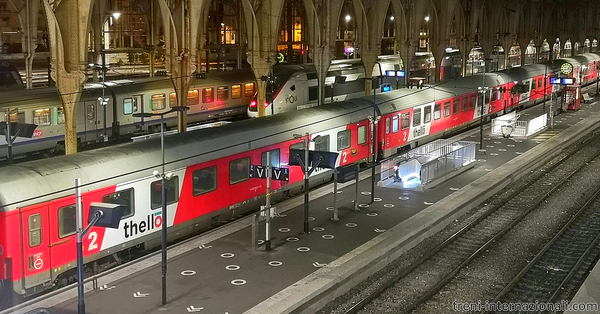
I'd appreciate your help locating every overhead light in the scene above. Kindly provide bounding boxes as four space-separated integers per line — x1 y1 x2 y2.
390 16 394 21
112 12 121 19
345 14 351 22
424 16 430 22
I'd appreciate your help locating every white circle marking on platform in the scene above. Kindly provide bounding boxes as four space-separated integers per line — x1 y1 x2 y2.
325 207 334 211
359 204 370 208
278 228 291 233
226 265 240 271
361 191 372 195
514 140 523 143
399 196 409 200
507 144 515 147
494 141 502 144
181 270 196 276
367 212 378 217
477 159 486 162
231 279 246 286
221 253 235 259
490 153 499 156
484 137 490 141
498 149 507 152
286 237 299 242
297 247 311 252
384 204 395 208
322 235 335 240
308 216 316 222
374 198 382 202
346 223 358 228
313 227 325 232
268 261 283 267
486 145 494 148
485 168 494 171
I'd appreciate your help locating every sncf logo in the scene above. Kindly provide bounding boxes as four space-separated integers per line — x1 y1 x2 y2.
123 212 162 238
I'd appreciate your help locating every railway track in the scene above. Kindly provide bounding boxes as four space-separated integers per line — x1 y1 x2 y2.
483 188 600 313
336 132 600 314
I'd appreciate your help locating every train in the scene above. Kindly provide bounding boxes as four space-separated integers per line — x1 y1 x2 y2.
1 53 599 306
247 55 403 117
0 69 257 160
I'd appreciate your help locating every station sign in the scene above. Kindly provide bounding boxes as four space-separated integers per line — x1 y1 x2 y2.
550 77 575 85
385 70 405 77
249 165 289 181
289 149 339 169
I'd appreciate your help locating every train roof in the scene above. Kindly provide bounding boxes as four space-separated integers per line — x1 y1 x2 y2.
0 100 372 212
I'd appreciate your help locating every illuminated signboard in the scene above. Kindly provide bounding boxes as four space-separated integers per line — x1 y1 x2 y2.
385 70 405 77
550 77 561 84
561 78 575 85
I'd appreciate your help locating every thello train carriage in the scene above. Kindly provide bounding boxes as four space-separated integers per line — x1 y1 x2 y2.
1 53 599 305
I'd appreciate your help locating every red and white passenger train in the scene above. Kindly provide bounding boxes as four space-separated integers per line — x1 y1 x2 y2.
1 53 599 305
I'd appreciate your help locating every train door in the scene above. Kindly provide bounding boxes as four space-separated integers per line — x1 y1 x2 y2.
83 100 101 143
20 206 52 289
48 199 77 280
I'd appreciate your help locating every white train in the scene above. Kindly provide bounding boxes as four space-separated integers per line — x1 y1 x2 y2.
248 56 403 117
0 69 256 160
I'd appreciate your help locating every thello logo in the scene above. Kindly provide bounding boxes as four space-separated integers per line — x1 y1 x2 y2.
32 130 43 137
123 211 162 238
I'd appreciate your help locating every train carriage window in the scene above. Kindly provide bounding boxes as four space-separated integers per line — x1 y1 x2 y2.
434 104 441 120
8 110 25 123
170 92 177 106
151 176 179 210
261 149 280 167
385 118 391 134
392 115 399 133
444 102 451 117
151 94 167 110
462 97 468 112
32 108 51 125
413 108 422 127
337 129 351 151
314 135 330 151
424 106 432 123
123 98 133 115
290 142 306 150
469 95 476 109
231 84 242 99
230 157 250 185
202 88 214 103
358 126 367 145
28 213 42 247
193 166 217 197
58 204 76 238
188 89 199 105
244 83 255 97
217 86 229 102
56 107 66 124
401 113 410 130
102 188 134 219
453 99 460 115
86 103 96 120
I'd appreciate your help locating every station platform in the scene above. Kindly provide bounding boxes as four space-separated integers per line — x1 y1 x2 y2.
11 94 600 314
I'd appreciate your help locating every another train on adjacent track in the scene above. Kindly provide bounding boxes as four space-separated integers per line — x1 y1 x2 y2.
0 69 257 160
1 53 599 307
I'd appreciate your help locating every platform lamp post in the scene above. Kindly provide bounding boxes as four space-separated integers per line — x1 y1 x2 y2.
477 86 490 152
133 106 188 305
370 65 383 203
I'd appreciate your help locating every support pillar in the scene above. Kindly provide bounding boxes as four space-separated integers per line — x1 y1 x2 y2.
362 51 378 96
